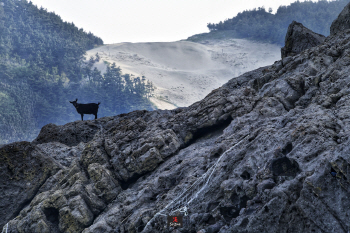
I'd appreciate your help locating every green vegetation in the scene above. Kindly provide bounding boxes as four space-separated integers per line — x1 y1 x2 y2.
203 0 349 45
0 0 155 144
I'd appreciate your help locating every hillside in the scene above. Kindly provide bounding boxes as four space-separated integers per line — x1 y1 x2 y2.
203 0 350 45
2 2 350 232
0 0 154 144
87 39 280 109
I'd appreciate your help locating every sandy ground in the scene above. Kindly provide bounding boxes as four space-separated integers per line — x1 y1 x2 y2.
86 39 281 109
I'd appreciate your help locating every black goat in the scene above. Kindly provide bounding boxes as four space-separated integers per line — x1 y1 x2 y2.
69 99 100 121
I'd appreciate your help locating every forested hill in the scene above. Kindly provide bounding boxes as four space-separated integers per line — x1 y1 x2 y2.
203 0 350 45
0 0 155 144
0 0 103 79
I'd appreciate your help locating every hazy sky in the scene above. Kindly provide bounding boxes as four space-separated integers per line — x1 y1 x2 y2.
30 0 318 44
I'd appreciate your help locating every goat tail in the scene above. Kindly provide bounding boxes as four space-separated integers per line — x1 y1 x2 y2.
98 102 101 105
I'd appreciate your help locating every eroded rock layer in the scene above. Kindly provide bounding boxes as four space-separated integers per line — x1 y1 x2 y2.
2 18 350 233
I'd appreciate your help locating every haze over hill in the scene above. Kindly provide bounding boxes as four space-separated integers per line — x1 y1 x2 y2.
205 0 350 45
87 39 281 109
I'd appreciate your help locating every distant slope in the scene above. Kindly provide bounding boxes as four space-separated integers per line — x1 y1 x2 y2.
87 39 281 109
205 0 350 45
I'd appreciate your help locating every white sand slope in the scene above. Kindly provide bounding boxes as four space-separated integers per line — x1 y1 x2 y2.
86 39 281 109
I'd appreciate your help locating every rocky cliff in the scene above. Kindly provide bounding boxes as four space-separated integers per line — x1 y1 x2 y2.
2 4 350 233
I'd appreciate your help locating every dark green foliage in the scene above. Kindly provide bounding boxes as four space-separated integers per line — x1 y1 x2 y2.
206 0 350 45
76 60 155 120
0 0 103 80
0 0 155 144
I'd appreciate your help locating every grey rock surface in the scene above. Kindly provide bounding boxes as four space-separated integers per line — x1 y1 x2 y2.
330 2 350 35
3 6 350 233
281 21 325 59
0 142 61 230
36 142 85 167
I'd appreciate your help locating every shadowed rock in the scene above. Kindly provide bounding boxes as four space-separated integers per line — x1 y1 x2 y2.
271 157 300 177
0 142 61 229
281 21 325 59
33 121 101 147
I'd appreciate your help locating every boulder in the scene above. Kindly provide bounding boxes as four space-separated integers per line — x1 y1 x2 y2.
281 21 325 59
32 121 101 147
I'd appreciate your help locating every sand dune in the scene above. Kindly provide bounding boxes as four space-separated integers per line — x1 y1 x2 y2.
86 39 281 109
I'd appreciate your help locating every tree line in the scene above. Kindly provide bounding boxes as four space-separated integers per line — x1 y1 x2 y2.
207 0 350 45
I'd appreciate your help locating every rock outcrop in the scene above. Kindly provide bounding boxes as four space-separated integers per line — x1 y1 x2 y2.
3 7 350 233
330 2 350 35
0 142 61 230
281 21 325 59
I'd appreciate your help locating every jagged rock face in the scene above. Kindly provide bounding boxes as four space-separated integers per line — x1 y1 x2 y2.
281 21 325 59
330 2 350 35
3 15 350 233
0 142 61 230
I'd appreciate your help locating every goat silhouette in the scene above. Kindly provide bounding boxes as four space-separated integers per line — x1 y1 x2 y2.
69 99 100 121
